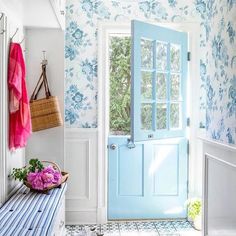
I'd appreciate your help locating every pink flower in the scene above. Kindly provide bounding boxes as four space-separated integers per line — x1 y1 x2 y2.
42 165 62 185
42 165 55 175
27 165 62 190
27 172 38 183
41 172 54 188
28 172 44 190
53 171 62 185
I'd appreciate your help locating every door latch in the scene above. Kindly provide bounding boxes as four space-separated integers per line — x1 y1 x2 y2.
127 139 136 149
110 144 117 150
148 134 154 139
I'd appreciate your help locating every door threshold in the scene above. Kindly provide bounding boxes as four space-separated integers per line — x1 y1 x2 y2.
108 218 187 222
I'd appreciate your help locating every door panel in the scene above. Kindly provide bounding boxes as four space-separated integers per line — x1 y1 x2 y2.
118 144 144 196
131 20 188 142
108 137 188 219
152 144 179 196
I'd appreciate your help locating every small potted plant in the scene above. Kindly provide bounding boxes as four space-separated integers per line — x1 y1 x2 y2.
186 198 202 230
11 159 68 194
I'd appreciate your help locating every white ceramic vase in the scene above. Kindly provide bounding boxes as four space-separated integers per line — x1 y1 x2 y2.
194 214 202 231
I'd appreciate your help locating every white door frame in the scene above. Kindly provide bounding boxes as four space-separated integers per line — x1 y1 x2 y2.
0 12 7 206
97 21 201 223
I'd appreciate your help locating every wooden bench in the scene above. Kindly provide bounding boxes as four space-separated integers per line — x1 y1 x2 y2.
0 183 67 236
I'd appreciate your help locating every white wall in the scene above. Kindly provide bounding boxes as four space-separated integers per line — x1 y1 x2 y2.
0 0 24 24
25 28 64 169
24 26 98 225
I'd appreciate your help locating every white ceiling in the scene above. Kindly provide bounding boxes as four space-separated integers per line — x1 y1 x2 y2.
0 0 60 28
22 0 60 28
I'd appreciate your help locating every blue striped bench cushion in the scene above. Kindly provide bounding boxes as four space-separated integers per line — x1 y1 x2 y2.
0 183 67 236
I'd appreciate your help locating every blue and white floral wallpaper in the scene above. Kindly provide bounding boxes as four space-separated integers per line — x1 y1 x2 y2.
65 0 236 145
202 0 236 144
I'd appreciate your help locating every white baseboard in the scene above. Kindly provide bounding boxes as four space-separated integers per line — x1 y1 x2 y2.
66 209 97 225
97 207 107 224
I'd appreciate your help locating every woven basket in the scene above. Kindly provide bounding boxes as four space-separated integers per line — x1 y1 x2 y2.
30 96 63 132
30 64 63 132
24 161 69 194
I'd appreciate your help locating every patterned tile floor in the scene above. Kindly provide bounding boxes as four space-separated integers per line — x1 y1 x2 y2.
66 220 201 236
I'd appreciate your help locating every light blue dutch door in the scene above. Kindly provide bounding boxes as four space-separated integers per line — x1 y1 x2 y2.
108 20 188 219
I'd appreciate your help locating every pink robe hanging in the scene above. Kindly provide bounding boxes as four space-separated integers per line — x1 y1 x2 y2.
8 42 32 150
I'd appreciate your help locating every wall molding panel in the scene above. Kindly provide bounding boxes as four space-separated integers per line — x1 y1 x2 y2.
65 139 90 201
65 128 98 224
202 138 236 236
0 13 7 206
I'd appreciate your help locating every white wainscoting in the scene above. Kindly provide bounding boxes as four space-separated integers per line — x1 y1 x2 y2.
202 138 236 236
65 128 98 224
0 12 26 205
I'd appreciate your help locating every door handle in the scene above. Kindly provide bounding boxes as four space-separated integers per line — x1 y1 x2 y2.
110 144 117 150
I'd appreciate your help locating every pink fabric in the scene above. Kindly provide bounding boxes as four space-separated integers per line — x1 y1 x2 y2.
8 42 32 150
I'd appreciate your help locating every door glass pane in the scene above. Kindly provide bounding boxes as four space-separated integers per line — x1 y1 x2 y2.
170 44 181 72
170 74 180 100
156 42 167 71
156 73 167 100
141 39 153 69
109 36 131 135
170 103 180 128
141 71 153 100
132 20 188 142
156 103 167 129
141 104 152 130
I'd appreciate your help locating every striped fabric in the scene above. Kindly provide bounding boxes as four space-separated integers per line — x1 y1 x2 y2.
0 183 67 236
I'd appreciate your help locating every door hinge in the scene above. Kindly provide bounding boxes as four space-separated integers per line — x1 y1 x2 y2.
187 140 190 155
187 180 189 194
187 52 191 61
187 117 190 127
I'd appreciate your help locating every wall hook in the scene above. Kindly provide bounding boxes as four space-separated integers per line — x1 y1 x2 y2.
20 37 25 44
10 28 19 41
0 13 5 35
0 13 4 21
41 50 48 66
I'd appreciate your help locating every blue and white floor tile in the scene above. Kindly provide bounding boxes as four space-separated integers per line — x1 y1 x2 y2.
66 220 200 236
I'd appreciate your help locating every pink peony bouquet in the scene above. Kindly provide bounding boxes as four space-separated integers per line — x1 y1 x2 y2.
11 159 65 192
27 165 62 190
